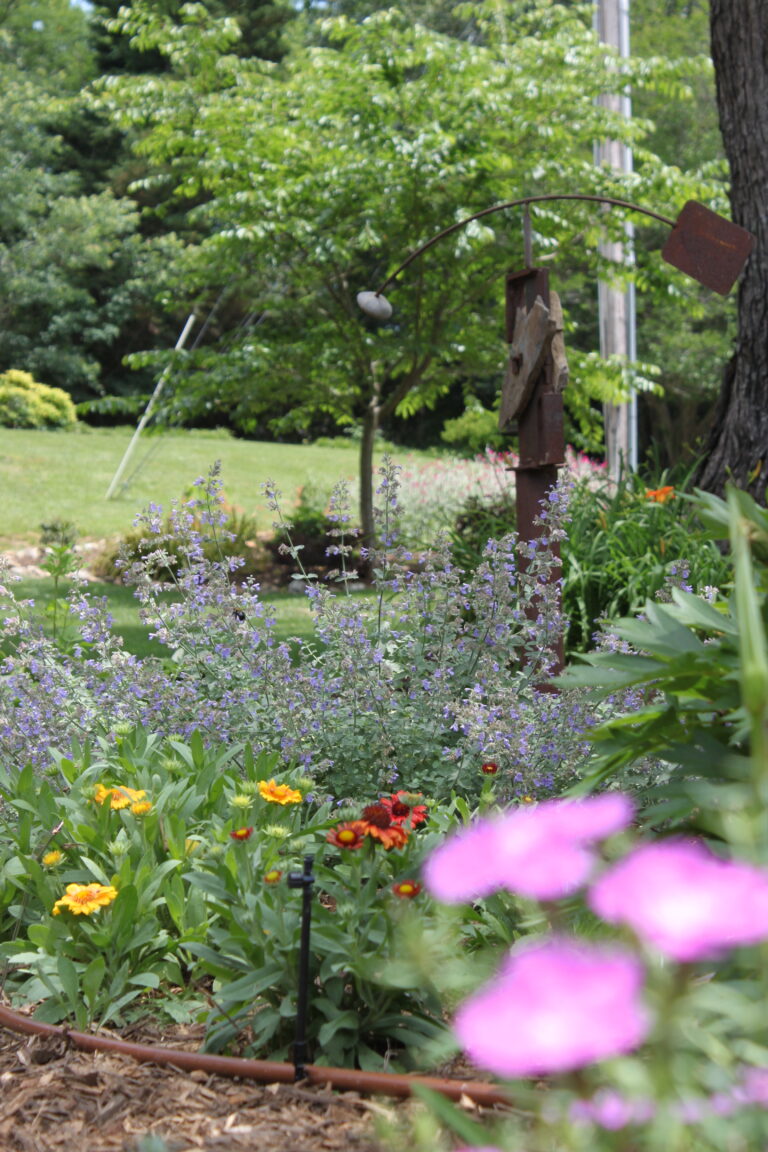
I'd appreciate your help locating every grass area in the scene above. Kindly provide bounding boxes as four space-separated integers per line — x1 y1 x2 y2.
8 577 329 657
0 427 424 548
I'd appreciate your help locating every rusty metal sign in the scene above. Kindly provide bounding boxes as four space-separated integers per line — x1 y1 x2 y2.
662 200 755 295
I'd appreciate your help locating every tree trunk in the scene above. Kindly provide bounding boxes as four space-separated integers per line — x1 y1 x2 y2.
693 0 768 500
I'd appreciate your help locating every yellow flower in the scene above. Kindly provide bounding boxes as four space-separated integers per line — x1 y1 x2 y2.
52 883 118 916
130 800 152 816
42 850 63 868
257 779 302 805
94 784 148 810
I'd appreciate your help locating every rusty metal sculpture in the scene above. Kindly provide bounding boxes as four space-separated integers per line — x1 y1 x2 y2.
358 194 754 673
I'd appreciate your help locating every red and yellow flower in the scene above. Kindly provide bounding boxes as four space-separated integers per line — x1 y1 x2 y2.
264 869 283 884
360 803 409 849
481 761 499 776
52 883 118 916
327 821 368 851
378 791 427 830
392 880 422 899
230 826 254 841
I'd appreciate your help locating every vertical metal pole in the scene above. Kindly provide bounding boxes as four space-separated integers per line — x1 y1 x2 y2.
595 0 637 478
105 311 197 500
287 855 315 1082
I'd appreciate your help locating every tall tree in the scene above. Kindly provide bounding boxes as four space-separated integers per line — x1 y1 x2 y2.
694 0 768 499
98 0 717 537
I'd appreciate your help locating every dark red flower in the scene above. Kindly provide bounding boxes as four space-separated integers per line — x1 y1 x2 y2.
481 762 499 775
379 791 428 829
230 826 254 841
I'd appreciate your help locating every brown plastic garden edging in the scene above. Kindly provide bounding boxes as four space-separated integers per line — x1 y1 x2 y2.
0 1001 510 1106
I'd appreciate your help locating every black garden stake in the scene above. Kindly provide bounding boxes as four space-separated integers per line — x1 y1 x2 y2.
287 854 315 1081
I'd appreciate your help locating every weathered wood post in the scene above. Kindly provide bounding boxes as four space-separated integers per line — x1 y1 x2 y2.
499 267 569 674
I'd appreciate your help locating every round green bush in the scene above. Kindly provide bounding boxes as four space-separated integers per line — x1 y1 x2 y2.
0 369 77 429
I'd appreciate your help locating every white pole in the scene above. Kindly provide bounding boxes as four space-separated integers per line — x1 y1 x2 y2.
105 311 197 500
596 0 637 478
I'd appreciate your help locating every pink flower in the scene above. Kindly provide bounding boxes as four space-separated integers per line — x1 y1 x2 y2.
424 794 634 903
455 938 649 1078
588 840 768 961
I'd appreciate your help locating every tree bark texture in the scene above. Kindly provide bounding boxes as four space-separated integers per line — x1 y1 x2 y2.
694 0 768 500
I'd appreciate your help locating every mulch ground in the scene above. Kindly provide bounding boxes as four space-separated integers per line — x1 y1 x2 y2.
0 1023 401 1152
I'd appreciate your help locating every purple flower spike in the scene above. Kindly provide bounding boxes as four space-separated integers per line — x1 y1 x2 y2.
455 938 649 1078
589 840 768 961
424 794 634 904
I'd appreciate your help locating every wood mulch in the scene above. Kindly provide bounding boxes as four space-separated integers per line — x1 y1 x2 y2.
0 1023 402 1152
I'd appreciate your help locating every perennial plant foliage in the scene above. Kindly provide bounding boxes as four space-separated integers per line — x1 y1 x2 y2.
4 459 768 1152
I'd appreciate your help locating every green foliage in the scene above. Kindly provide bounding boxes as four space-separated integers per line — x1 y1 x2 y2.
95 483 266 583
560 485 768 831
561 470 731 651
440 403 506 458
0 370 78 429
93 0 719 534
0 730 454 1066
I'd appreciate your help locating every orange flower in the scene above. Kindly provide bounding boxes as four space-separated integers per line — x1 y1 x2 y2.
52 883 118 916
131 800 152 816
94 783 147 810
392 880 421 899
645 486 675 504
264 869 283 884
379 791 428 829
360 804 409 850
230 826 254 841
257 779 303 805
327 821 368 850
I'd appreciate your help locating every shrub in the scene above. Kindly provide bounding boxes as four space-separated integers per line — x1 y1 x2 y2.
440 402 506 457
0 460 600 803
0 369 77 429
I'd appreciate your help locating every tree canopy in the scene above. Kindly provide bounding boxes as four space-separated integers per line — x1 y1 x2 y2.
93 0 716 534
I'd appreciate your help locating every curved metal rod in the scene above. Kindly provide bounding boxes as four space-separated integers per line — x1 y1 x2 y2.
373 193 675 297
0 1000 510 1107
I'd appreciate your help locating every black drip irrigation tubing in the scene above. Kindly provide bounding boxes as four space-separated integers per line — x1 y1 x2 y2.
0 1001 510 1106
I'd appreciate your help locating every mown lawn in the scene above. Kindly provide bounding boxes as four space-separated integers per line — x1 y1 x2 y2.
0 426 429 548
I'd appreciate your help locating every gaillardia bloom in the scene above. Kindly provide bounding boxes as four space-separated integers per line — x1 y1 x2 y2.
392 880 421 898
42 850 63 868
130 800 152 816
455 938 649 1077
379 791 428 829
230 826 254 841
589 840 768 961
52 883 118 916
264 869 282 884
258 779 303 805
327 821 367 850
481 762 499 775
94 784 148 810
361 804 409 849
425 794 634 903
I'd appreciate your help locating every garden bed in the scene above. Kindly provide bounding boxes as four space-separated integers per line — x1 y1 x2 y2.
0 1019 388 1152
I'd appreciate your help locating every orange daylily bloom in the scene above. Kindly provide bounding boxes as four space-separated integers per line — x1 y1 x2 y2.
645 486 675 504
